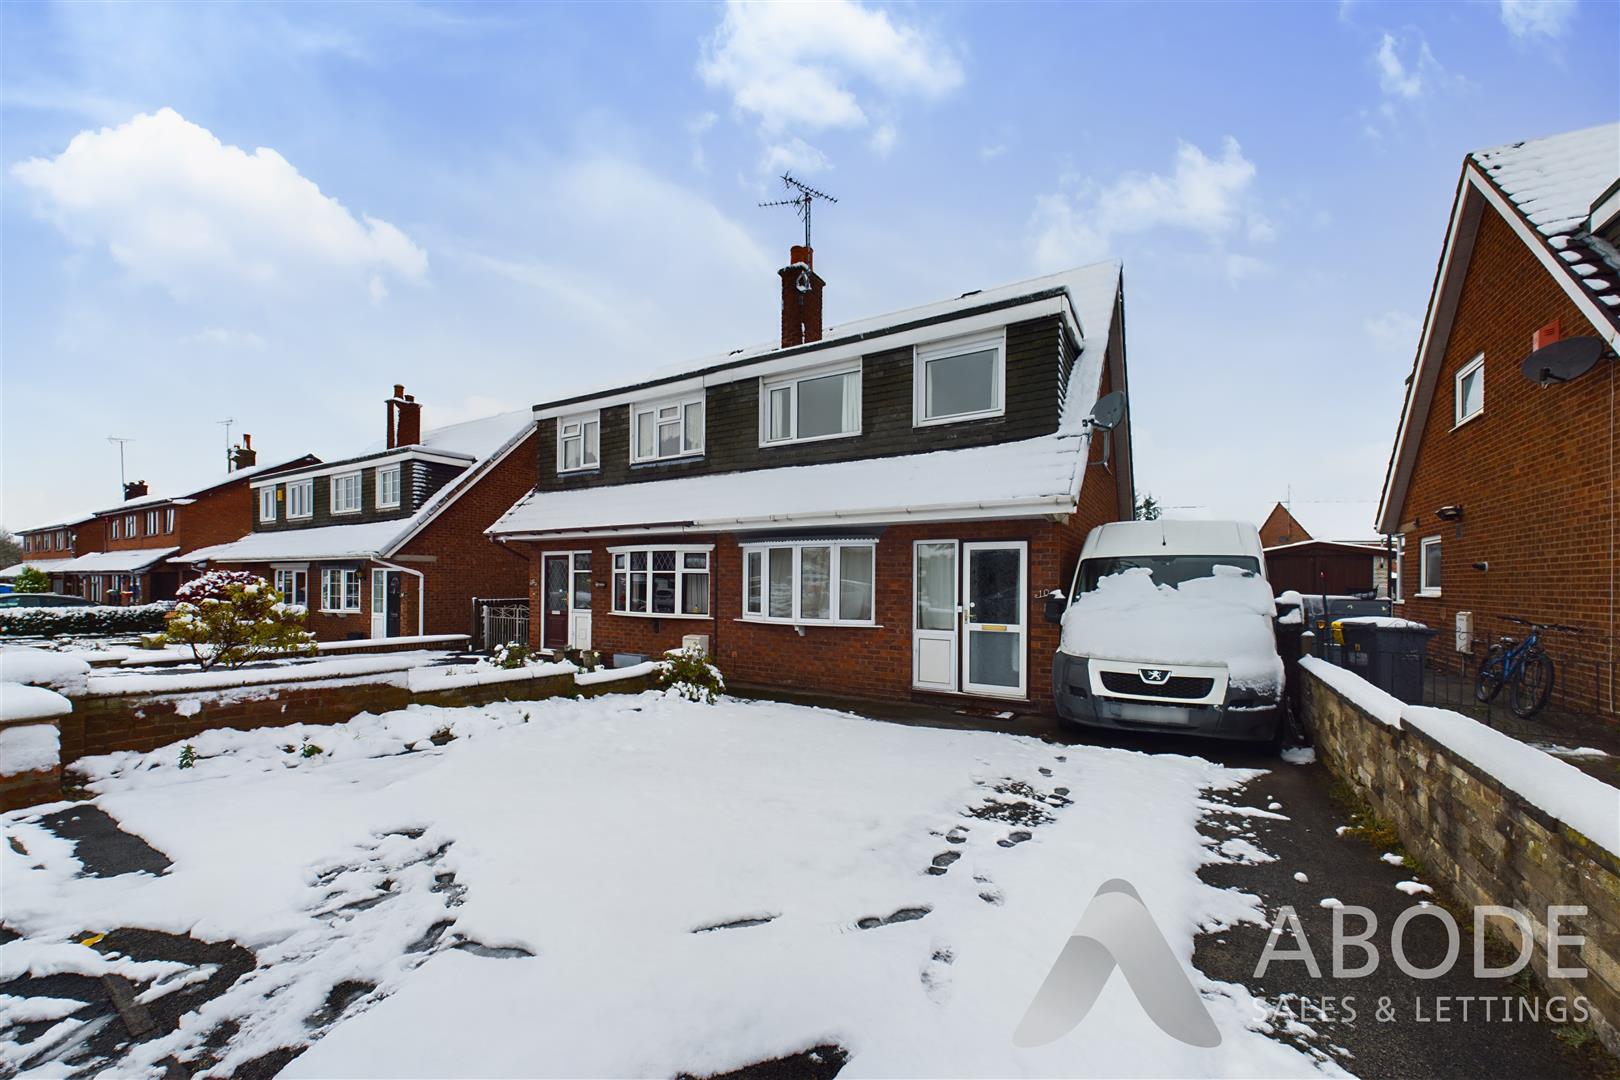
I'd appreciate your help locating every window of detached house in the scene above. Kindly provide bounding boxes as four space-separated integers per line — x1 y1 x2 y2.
915 332 1005 426
260 487 277 522
1419 536 1442 597
274 568 308 608
377 465 402 509
558 412 601 473
125 514 138 538
320 568 361 612
330 472 362 515
1454 354 1484 426
610 547 710 616
164 508 175 533
761 364 861 444
287 479 313 519
145 510 160 535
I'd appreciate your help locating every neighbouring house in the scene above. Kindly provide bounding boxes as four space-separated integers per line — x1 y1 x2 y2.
2 513 100 591
64 439 321 605
178 387 537 642
489 249 1134 712
1376 121 1620 717
1256 501 1390 597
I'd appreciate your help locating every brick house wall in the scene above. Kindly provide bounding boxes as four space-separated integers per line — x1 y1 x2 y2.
1392 205 1618 715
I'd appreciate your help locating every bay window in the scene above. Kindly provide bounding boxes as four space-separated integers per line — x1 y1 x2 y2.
915 332 1005 425
377 465 401 509
761 364 861 444
558 412 601 473
742 541 876 625
631 394 704 463
331 472 362 514
610 546 711 616
321 568 361 612
288 479 313 519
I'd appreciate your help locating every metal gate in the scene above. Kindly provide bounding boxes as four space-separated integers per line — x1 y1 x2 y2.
476 598 530 652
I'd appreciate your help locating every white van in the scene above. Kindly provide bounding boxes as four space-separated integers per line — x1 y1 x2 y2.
1046 519 1286 743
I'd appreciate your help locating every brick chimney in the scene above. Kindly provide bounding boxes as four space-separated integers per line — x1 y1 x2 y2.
779 245 825 348
124 480 148 500
386 384 423 449
229 433 257 471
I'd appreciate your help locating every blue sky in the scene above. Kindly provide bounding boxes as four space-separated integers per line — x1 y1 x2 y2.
3 0 1615 537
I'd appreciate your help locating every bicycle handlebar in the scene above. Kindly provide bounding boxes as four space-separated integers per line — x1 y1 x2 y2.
1500 615 1581 634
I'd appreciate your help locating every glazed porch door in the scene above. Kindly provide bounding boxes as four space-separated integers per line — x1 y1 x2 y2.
960 542 1027 698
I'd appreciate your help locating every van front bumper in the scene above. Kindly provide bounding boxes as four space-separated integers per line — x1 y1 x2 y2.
1051 653 1280 742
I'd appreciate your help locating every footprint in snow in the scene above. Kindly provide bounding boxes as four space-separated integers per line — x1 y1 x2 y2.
997 830 1033 849
926 851 961 876
920 948 955 1004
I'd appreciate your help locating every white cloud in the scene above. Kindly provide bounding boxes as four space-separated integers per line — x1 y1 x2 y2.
11 108 427 301
761 136 832 175
869 123 897 157
1500 0 1577 39
1374 32 1425 100
1030 137 1264 273
1364 309 1421 353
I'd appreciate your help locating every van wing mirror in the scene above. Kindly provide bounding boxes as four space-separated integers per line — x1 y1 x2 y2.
1043 593 1068 625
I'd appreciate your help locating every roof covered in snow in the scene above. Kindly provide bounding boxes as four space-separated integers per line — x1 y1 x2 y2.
94 455 321 515
58 547 180 574
1379 122 1620 533
0 559 78 579
1471 122 1620 327
179 410 536 565
492 262 1123 537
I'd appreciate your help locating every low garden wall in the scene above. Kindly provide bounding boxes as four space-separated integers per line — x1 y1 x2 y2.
1300 658 1620 1053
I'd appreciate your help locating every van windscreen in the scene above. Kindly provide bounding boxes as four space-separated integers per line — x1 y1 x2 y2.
1079 555 1262 593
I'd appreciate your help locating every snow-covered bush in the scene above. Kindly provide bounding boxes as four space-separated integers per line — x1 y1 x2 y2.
164 575 317 670
12 566 51 593
0 603 175 638
491 642 535 669
176 569 264 604
658 646 725 705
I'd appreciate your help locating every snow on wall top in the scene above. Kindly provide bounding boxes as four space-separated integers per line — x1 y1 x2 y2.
1471 121 1620 322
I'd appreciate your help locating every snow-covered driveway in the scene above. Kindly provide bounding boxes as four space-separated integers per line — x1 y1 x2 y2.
2 694 1334 1078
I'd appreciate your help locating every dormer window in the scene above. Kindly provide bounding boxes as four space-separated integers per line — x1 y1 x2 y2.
631 394 703 463
377 464 402 509
331 472 362 515
914 331 1005 426
558 412 601 473
260 487 277 522
761 363 861 445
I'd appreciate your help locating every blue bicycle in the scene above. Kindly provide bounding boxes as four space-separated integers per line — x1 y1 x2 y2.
1473 616 1578 719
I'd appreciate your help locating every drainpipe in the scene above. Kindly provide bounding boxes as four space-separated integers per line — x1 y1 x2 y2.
373 558 425 637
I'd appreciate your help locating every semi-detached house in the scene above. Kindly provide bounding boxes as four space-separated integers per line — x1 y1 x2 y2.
489 249 1134 711
179 388 536 642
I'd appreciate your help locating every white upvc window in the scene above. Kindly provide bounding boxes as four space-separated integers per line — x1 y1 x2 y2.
330 471 362 515
164 508 175 533
274 568 308 608
110 519 121 540
1418 536 1442 597
377 464 402 509
558 411 601 473
609 546 712 617
259 487 277 522
915 331 1006 426
1454 353 1484 426
145 510 160 534
761 363 862 445
56 530 66 549
124 514 138 537
630 394 704 463
741 541 877 625
320 568 362 612
1393 535 1405 603
287 479 314 519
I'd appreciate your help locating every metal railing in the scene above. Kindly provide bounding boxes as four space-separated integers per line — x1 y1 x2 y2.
476 599 529 653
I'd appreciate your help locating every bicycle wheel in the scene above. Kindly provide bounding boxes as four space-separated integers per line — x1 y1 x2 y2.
1511 650 1554 719
1474 645 1506 703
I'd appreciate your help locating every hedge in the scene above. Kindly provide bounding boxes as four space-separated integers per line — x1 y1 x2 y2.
0 602 176 638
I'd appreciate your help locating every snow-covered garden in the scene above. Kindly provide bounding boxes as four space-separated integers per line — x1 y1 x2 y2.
0 690 1338 1078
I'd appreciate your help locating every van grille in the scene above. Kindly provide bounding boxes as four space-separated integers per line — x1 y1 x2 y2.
1099 671 1215 700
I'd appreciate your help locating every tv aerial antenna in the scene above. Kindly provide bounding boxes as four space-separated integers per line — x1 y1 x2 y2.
217 417 235 471
759 173 838 251
107 436 134 494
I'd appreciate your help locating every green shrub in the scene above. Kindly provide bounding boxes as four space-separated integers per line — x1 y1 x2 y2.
491 642 534 669
164 574 316 670
658 646 725 705
0 603 175 638
13 566 51 593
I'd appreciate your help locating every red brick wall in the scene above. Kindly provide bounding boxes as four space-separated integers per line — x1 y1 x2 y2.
399 430 535 637
1394 205 1618 715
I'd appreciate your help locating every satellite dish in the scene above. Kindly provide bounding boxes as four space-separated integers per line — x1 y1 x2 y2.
1087 391 1127 431
1520 337 1607 386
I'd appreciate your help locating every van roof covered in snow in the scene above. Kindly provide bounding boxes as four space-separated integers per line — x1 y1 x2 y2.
1080 519 1263 560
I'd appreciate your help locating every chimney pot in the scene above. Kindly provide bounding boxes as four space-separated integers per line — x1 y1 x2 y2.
394 383 405 399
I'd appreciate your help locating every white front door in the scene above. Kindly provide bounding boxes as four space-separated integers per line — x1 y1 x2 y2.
370 568 388 639
912 540 959 691
961 541 1027 698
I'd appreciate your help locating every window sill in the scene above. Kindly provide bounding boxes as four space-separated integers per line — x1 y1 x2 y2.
630 454 704 469
735 617 881 629
319 609 362 615
913 408 1005 429
330 509 362 516
377 502 401 511
609 610 713 620
556 467 601 477
1450 410 1484 432
759 429 861 449
1415 590 1442 599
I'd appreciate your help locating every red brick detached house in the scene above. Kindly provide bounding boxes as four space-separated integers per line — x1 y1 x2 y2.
1377 122 1620 717
489 254 1134 712
180 388 536 642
